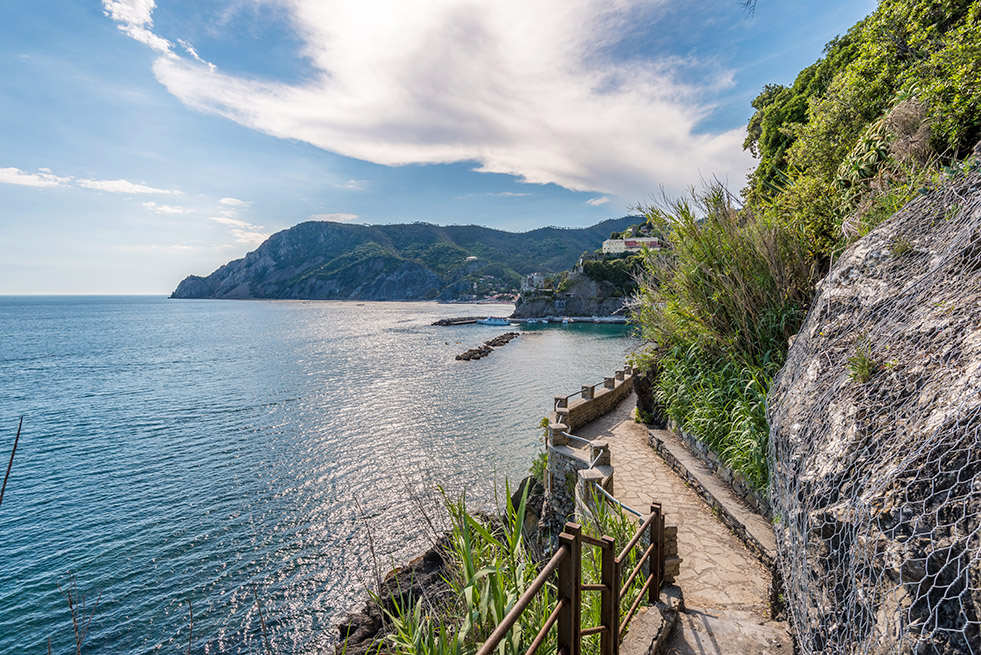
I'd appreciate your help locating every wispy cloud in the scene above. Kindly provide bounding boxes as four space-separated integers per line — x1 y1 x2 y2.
0 167 71 188
586 196 610 206
310 212 359 223
178 39 216 71
105 0 753 201
1 166 180 194
208 215 252 228
209 198 268 245
77 178 180 194
143 201 190 214
338 179 368 191
229 229 269 245
102 0 173 55
218 197 251 207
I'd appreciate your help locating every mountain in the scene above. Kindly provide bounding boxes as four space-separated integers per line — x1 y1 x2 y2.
171 217 639 300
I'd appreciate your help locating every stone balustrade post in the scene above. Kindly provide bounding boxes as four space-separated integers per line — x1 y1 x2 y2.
589 440 611 466
554 395 568 409
604 376 615 389
549 423 570 446
581 385 595 400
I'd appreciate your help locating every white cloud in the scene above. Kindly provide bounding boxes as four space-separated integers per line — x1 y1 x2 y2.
338 179 368 191
0 167 71 188
102 0 173 55
586 196 610 206
178 39 217 72
108 0 754 201
310 212 359 222
218 197 251 207
143 201 190 214
1 165 182 195
77 178 180 194
208 215 252 228
230 228 270 245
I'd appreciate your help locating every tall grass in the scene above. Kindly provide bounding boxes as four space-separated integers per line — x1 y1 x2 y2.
380 483 652 655
631 185 817 490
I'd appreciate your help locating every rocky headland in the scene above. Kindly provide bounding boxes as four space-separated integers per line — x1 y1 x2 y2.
170 218 639 301
511 273 627 319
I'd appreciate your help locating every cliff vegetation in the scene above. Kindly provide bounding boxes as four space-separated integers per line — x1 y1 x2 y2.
632 0 981 492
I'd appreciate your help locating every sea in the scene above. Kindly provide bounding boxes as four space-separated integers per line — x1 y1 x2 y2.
0 296 638 654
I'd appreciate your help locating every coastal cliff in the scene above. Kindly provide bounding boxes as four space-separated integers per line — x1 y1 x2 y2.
511 273 627 318
171 217 639 301
768 172 981 654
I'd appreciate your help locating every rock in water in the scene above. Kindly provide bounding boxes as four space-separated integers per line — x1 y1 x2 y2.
767 173 981 654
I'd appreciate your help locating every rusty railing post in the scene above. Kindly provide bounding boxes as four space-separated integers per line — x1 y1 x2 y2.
649 503 662 605
600 535 617 655
569 523 582 655
557 525 581 655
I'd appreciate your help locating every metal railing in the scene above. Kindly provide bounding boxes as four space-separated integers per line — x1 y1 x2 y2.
476 507 666 655
562 432 593 448
590 482 642 518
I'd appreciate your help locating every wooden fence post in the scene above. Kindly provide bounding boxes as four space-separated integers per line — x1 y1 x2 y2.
569 523 582 655
557 525 582 655
600 535 617 655
649 503 662 605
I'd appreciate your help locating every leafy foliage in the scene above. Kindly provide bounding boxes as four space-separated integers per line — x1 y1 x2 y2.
580 255 644 296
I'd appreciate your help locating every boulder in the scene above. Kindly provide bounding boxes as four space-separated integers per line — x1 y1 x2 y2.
768 172 981 654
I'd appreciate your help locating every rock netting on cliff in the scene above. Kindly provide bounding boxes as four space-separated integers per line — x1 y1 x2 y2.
768 171 981 654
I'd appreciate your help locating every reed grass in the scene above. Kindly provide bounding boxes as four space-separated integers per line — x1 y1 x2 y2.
379 482 652 655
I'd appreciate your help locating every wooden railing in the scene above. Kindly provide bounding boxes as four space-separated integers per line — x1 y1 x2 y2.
476 504 666 655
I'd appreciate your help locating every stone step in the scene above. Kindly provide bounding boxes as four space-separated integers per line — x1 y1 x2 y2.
664 607 791 655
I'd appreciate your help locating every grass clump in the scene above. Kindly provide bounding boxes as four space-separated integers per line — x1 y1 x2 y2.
847 338 878 384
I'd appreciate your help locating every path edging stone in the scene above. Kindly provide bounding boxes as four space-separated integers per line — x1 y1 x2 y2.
647 429 775 569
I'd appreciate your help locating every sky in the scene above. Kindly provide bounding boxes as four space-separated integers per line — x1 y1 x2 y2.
0 0 876 294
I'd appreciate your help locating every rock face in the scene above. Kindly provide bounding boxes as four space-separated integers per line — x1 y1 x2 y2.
767 173 981 654
511 274 626 318
170 217 640 301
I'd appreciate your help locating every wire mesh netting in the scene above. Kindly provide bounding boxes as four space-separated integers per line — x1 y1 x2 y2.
767 170 981 654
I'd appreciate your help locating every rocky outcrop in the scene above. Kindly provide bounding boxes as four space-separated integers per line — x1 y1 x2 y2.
455 332 519 360
512 274 626 318
767 172 981 654
171 217 641 301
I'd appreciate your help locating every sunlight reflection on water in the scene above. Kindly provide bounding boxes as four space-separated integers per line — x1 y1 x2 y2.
0 297 636 654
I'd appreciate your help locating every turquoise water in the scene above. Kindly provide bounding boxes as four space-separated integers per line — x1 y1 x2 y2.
0 297 637 654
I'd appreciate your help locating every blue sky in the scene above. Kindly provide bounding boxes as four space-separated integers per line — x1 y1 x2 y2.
0 0 875 294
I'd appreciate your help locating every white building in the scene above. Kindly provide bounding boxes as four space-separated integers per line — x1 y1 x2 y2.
521 272 546 291
601 237 661 254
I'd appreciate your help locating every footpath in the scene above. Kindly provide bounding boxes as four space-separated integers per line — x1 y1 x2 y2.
575 393 791 655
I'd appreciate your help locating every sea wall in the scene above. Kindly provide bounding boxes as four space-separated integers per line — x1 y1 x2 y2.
551 368 635 433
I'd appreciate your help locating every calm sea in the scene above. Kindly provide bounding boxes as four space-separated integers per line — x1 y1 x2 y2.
0 297 637 654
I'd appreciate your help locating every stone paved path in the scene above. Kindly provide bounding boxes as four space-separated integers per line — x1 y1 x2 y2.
575 393 791 654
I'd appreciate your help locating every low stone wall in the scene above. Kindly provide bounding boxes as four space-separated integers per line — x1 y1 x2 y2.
663 420 772 520
552 368 635 432
541 367 681 586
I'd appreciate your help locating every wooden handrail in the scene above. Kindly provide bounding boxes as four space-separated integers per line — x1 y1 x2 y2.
616 512 657 563
475 541 571 655
475 500 666 655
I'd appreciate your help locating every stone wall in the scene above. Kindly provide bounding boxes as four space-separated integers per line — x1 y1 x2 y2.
659 421 772 520
541 367 680 587
552 368 636 432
